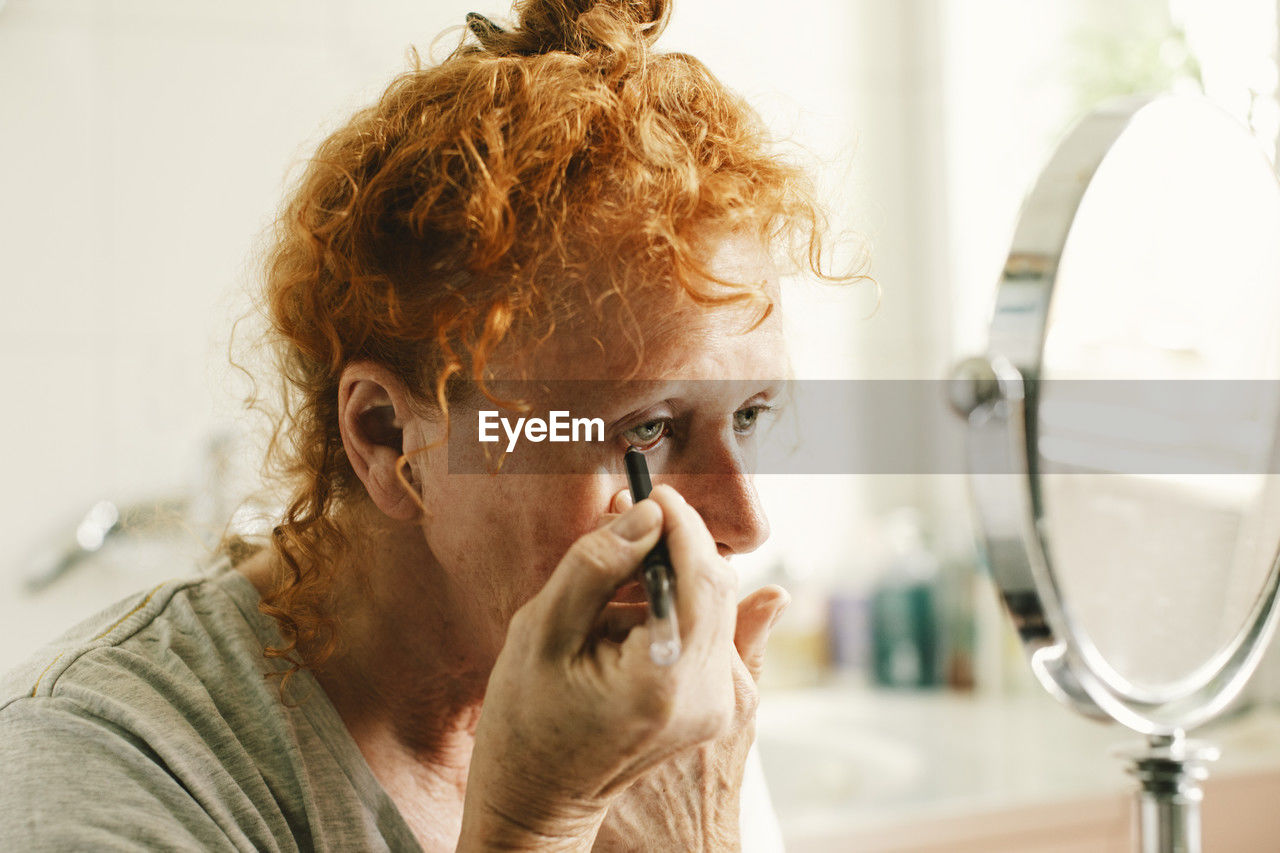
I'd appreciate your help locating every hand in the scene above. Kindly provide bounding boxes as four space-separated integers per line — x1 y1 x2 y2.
590 589 786 852
591 568 788 851
458 486 747 852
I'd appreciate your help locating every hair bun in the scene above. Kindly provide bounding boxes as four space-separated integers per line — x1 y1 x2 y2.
470 0 671 58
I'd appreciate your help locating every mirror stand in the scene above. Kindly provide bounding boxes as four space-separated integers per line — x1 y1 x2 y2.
1118 735 1218 853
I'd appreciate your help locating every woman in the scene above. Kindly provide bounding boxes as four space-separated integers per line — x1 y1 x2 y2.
0 1 845 849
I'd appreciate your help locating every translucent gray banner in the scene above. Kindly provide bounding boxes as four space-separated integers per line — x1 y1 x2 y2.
438 380 1280 475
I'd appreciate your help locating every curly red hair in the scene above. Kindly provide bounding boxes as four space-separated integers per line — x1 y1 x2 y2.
249 0 854 675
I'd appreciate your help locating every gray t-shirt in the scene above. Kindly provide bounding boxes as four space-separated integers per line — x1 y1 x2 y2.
0 565 423 852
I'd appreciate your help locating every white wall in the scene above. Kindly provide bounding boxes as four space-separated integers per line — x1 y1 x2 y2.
0 0 487 575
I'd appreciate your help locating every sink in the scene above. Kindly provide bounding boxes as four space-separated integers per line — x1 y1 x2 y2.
754 685 1130 843
755 687 927 826
757 726 923 814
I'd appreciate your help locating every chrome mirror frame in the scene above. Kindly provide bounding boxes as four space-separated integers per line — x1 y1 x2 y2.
952 95 1280 853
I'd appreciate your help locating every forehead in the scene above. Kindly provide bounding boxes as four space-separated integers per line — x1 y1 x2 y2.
530 232 787 382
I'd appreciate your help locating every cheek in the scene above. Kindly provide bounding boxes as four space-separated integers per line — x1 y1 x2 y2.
421 473 614 599
506 477 613 587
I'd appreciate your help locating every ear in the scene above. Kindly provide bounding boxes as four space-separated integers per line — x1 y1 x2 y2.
338 361 422 522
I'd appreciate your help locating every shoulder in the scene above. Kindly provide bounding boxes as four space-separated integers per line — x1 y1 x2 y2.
2 577 195 707
0 692 239 850
0 571 300 851
0 569 281 757
1 571 273 710
0 568 296 758
0 570 295 754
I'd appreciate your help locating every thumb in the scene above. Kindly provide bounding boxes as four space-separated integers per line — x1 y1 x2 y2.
534 499 664 654
734 585 790 682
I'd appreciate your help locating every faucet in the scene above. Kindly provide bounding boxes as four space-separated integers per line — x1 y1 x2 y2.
20 431 265 593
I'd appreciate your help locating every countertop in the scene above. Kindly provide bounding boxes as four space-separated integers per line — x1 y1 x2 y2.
755 683 1280 849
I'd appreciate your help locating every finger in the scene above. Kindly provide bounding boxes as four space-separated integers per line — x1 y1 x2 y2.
734 585 790 682
645 485 737 659
591 488 632 531
730 650 762 733
590 602 649 645
610 488 634 513
533 499 664 654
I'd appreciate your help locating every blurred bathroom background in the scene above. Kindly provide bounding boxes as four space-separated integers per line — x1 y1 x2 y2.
5 1 1280 850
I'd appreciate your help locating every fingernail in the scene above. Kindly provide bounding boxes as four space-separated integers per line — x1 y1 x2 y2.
768 593 791 630
611 501 660 541
654 484 686 503
612 489 634 512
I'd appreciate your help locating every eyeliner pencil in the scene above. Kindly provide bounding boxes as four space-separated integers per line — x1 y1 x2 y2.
624 448 682 665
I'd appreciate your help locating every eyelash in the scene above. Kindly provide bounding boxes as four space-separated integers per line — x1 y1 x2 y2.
621 404 774 450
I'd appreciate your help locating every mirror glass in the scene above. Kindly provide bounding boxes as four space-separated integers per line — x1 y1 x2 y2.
1038 98 1280 697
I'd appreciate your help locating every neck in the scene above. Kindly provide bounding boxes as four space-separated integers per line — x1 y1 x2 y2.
237 502 499 849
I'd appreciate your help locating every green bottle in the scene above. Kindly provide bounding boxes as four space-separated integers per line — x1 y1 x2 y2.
871 510 940 688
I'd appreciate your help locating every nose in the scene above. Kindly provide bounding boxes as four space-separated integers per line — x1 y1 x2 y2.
667 441 770 558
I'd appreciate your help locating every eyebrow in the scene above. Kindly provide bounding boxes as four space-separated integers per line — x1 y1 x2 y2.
603 380 784 425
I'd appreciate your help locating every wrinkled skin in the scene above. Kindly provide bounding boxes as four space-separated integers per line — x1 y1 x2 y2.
241 234 791 851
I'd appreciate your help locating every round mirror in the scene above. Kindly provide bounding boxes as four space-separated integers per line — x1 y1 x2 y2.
1042 96 1280 704
959 95 1280 737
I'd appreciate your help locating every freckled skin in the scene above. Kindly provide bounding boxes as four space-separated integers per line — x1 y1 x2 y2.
407 234 787 666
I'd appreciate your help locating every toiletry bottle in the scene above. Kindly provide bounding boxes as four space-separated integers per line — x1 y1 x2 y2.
870 509 940 689
935 552 977 691
759 559 830 689
827 580 872 686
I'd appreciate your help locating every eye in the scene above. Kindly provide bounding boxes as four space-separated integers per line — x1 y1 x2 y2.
623 418 670 449
733 405 772 434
